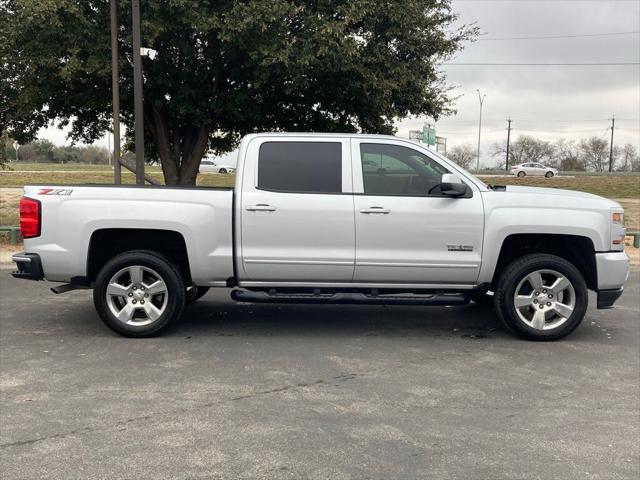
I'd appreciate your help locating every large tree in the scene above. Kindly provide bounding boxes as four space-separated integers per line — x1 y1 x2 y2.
1 0 475 185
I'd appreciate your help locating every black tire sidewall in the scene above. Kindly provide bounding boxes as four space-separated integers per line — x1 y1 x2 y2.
219 168 227 174
495 254 588 341
545 172 554 177
93 250 186 337
517 171 525 177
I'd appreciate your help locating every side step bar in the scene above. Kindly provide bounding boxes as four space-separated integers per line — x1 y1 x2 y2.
230 290 469 306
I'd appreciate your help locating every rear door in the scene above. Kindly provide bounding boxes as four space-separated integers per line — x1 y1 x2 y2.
239 137 355 282
351 139 484 285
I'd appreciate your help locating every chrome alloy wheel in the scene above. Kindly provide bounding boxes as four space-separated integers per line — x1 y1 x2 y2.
105 265 169 326
513 269 576 330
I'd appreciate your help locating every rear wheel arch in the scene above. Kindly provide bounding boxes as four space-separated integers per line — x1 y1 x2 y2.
87 228 192 286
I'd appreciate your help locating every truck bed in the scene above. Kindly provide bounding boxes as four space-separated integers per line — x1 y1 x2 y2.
22 184 235 285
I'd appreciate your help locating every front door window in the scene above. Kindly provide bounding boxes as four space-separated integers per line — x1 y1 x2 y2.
360 143 449 196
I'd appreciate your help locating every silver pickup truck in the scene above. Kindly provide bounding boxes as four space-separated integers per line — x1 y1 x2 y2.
12 133 629 340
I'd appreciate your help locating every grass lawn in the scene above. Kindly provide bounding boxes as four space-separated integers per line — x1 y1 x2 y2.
0 170 234 188
3 162 163 172
477 175 639 199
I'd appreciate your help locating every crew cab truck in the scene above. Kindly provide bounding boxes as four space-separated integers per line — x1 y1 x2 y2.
12 133 629 340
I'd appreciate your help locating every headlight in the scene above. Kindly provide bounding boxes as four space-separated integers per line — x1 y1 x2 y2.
611 209 625 249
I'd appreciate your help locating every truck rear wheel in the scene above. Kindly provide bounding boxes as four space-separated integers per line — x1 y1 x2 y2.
494 254 587 341
93 250 186 337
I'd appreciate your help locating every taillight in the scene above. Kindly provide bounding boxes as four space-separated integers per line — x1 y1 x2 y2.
19 197 41 238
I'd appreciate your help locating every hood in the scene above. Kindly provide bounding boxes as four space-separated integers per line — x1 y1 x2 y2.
502 185 621 207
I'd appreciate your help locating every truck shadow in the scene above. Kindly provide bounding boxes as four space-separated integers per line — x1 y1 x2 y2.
177 296 508 340
171 291 609 342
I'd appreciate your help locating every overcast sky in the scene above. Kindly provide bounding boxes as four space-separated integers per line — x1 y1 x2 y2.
396 0 640 165
40 0 640 167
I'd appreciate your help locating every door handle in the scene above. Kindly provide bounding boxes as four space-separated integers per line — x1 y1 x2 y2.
360 207 390 214
246 204 276 212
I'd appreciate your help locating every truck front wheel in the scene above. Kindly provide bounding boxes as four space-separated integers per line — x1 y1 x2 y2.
93 250 186 337
494 254 588 341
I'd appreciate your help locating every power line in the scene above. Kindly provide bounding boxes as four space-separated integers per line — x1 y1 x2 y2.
478 31 640 41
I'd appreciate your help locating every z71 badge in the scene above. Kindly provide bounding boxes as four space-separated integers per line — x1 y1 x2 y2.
447 244 474 252
38 188 74 196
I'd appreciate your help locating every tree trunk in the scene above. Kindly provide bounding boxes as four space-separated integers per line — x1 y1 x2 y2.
148 106 209 186
177 125 209 185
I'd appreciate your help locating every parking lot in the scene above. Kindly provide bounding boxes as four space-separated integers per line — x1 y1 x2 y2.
1 267 638 479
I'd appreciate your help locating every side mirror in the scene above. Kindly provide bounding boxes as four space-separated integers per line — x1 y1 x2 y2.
440 173 467 197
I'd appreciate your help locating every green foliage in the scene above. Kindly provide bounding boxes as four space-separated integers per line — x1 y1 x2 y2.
1 0 476 184
6 140 110 164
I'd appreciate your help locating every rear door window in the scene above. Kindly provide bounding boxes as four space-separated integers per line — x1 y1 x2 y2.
258 142 342 193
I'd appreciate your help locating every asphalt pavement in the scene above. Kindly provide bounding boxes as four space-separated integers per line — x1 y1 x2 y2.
1 268 639 479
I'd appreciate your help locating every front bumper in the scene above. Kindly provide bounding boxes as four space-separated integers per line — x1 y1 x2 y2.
11 253 44 281
594 251 629 309
596 251 630 290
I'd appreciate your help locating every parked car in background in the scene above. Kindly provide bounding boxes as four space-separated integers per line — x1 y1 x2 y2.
199 160 235 174
511 163 558 178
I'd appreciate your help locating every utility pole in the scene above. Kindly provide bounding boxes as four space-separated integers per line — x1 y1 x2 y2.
132 0 145 185
110 0 121 184
505 118 512 171
476 90 486 172
608 115 615 173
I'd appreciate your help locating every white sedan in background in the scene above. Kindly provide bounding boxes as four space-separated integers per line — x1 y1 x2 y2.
511 162 558 178
199 160 236 174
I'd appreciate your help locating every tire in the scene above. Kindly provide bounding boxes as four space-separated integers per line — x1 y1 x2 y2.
187 287 210 304
517 171 526 177
93 250 186 337
219 168 227 174
469 292 495 307
494 254 588 341
545 171 554 178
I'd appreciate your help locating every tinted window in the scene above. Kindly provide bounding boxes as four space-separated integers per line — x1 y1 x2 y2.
360 143 448 196
258 142 342 193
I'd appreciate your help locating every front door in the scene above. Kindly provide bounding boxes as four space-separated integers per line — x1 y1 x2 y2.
239 137 355 282
351 139 484 285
